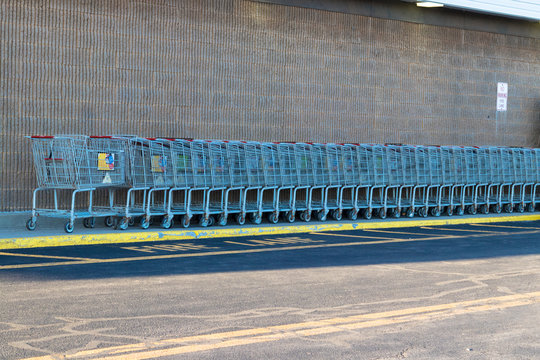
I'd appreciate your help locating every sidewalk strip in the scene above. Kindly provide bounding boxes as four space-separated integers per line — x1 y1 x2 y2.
1 214 539 250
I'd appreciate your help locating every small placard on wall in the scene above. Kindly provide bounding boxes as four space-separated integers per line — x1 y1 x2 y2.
497 82 508 112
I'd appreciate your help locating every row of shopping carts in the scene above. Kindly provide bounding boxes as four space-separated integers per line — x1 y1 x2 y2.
26 135 540 233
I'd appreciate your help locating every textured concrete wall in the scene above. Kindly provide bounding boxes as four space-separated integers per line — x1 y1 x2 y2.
0 0 539 211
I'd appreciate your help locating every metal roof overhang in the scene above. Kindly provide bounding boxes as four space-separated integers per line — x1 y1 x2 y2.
405 0 540 21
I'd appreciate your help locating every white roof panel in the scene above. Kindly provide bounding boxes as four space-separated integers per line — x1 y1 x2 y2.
426 0 540 20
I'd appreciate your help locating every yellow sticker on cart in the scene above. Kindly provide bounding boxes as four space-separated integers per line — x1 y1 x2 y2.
151 155 167 173
98 153 114 171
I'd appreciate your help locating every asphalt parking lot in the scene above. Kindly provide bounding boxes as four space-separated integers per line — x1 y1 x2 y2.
0 221 539 359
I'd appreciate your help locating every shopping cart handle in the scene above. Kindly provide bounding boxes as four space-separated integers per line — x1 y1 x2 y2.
44 158 64 161
29 135 54 139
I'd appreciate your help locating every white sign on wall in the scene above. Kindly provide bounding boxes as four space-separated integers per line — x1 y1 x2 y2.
497 82 508 112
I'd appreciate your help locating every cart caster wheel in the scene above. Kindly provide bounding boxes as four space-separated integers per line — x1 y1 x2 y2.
161 217 173 229
430 208 440 217
286 211 295 223
235 214 245 226
456 207 464 216
181 215 190 228
516 204 524 213
363 209 372 220
406 208 414 218
377 208 386 219
479 205 489 214
208 216 215 226
467 205 477 215
390 209 400 218
527 203 535 212
445 207 453 216
317 210 327 222
104 216 115 227
128 217 136 226
346 209 358 220
299 211 305 222
303 210 312 222
118 218 129 230
217 215 227 226
26 218 37 231
331 209 342 221
140 217 150 229
268 213 279 224
250 213 262 224
83 217 95 228
199 216 209 227
503 204 513 213
64 221 74 233
492 204 502 214
418 208 428 218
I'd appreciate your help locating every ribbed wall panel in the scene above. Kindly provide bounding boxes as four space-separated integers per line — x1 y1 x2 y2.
0 0 539 211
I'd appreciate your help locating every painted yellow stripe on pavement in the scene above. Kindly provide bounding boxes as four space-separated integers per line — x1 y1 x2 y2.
470 223 540 230
421 226 498 233
0 251 94 261
2 214 540 250
22 292 540 360
2 229 539 271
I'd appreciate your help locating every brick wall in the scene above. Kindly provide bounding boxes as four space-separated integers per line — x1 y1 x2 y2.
0 0 539 211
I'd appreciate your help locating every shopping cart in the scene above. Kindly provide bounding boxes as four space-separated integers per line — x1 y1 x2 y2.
355 144 374 219
435 146 454 216
381 144 403 219
485 147 503 214
259 142 281 223
365 144 388 219
339 144 361 220
472 147 491 215
241 141 265 224
221 141 248 225
497 147 516 213
534 149 540 211
324 143 344 220
308 143 330 221
275 142 297 222
200 140 230 227
422 146 443 217
26 135 128 232
136 138 176 229
292 142 314 222
398 145 417 218
163 139 193 228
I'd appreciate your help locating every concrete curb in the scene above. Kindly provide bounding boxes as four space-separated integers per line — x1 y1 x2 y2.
1 213 540 250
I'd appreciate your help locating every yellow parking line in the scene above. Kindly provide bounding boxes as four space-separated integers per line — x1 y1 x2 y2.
22 292 540 360
310 232 404 240
470 223 540 230
0 251 94 261
421 226 499 233
362 229 437 236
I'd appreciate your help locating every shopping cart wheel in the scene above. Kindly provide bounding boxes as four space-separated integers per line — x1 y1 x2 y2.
83 217 95 228
418 208 428 218
503 204 513 213
199 216 209 227
181 215 190 228
128 217 136 226
363 209 372 220
331 209 342 221
391 209 400 219
317 210 327 222
467 205 477 215
445 207 453 216
527 203 535 212
26 218 37 231
104 216 115 228
346 209 358 220
430 208 440 217
118 218 129 230
250 213 262 224
456 207 464 216
219 215 228 226
141 217 150 229
286 211 295 223
64 221 74 233
268 213 279 224
302 210 312 222
406 208 414 218
516 204 524 213
161 217 173 229
378 208 387 219
479 205 489 214
491 204 502 214
235 214 245 226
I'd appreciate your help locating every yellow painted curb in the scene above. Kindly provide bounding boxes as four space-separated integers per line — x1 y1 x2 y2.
1 214 540 250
